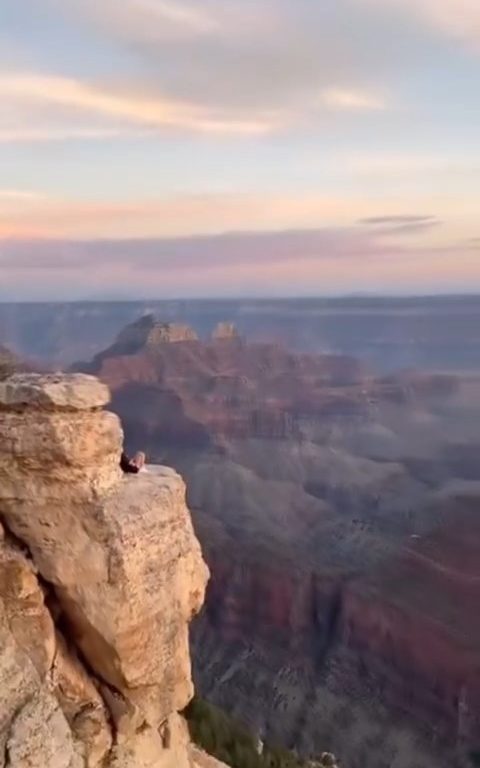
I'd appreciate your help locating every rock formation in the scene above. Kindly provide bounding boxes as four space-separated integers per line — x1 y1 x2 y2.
111 315 198 355
0 373 211 768
211 323 239 342
76 320 480 768
3 297 480 372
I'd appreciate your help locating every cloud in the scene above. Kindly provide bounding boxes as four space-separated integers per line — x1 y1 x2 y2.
357 0 480 51
0 227 401 273
1 189 462 243
0 194 340 239
321 88 387 111
39 0 397 117
131 0 218 34
0 127 153 144
51 0 219 41
2 228 476 301
0 73 278 137
360 214 442 236
0 192 446 240
360 215 437 225
0 189 46 201
0 68 388 147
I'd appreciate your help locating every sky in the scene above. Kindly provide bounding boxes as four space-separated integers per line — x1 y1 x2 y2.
0 0 479 299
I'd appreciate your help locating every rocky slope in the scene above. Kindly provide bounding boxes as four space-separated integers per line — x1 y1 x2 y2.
77 316 480 768
0 372 218 768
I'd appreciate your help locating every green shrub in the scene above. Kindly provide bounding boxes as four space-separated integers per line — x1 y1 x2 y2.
184 696 311 768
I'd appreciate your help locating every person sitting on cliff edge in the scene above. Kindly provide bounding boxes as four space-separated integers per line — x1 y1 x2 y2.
120 451 146 474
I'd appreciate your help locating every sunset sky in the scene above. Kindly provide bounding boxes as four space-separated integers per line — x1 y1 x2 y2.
1 0 479 299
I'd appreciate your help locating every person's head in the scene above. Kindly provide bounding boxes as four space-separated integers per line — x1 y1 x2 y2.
133 451 146 468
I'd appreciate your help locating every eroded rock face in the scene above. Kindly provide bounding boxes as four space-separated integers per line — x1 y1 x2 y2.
0 373 209 768
211 323 239 342
80 324 480 768
110 316 199 355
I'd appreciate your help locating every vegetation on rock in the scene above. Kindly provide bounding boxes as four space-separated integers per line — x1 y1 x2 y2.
185 697 335 768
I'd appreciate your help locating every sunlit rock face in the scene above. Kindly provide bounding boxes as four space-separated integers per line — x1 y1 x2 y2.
0 373 209 768
211 322 240 342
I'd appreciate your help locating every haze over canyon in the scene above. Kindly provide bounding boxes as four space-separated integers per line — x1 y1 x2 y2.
2 297 479 768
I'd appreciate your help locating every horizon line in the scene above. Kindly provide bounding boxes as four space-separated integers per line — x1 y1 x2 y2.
1 293 480 305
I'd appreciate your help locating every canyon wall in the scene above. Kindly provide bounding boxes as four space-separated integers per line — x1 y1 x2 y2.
77 318 480 768
0 373 214 768
193 546 480 768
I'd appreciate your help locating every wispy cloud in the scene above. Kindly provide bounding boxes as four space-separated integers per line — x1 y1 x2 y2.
0 72 388 144
0 127 153 144
0 189 47 201
322 88 387 111
0 227 402 273
0 69 390 146
2 228 476 300
360 214 442 236
0 194 347 239
0 73 278 137
134 0 219 34
358 0 480 51
51 0 220 41
40 0 397 117
360 215 437 225
0 192 450 240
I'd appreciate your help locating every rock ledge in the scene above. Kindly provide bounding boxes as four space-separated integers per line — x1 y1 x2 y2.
0 372 110 410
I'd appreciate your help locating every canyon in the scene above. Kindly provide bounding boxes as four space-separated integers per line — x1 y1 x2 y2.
73 314 480 768
2 296 480 372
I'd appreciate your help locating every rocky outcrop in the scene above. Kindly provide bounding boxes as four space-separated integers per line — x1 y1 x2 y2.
80 316 368 448
145 322 198 346
0 373 209 768
211 323 239 342
107 315 198 356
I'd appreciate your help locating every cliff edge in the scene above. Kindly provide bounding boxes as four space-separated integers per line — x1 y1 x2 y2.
0 373 212 768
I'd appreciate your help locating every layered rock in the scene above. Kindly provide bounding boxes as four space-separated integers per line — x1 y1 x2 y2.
76 320 480 768
0 373 209 768
108 315 198 357
3 297 480 371
211 323 239 342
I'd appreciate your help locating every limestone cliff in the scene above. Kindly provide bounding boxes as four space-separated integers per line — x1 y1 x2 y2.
0 373 212 768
